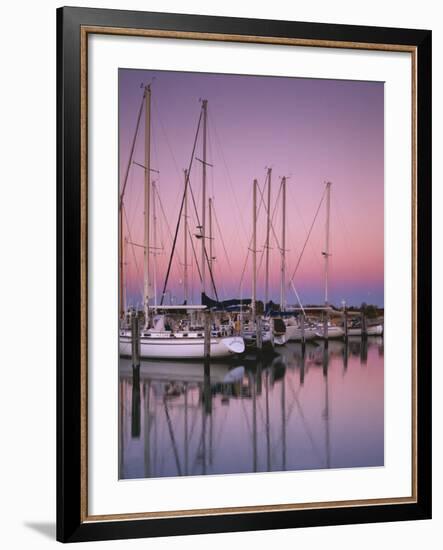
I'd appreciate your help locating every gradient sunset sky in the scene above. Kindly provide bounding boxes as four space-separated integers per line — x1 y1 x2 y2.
119 68 384 308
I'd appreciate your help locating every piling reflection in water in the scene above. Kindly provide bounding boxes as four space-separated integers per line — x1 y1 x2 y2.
119 337 384 479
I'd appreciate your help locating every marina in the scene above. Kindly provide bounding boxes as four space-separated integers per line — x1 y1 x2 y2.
118 81 384 360
118 69 384 478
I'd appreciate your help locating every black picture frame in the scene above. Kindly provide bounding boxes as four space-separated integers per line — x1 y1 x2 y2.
57 6 432 543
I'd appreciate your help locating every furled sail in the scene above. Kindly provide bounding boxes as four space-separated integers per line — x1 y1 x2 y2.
201 292 251 310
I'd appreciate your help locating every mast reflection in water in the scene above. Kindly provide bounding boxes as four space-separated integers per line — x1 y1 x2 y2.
119 338 384 479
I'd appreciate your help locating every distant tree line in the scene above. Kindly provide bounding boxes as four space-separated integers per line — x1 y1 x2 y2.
346 303 384 318
256 300 383 318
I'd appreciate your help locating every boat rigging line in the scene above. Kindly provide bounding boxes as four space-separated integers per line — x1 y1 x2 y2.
152 95 189 222
208 111 249 244
257 173 284 276
186 168 219 300
123 205 144 302
188 225 203 287
120 87 146 207
288 185 327 285
212 199 233 275
155 183 183 267
191 198 220 300
119 86 146 317
237 179 267 294
159 110 202 305
160 103 220 305
287 181 324 274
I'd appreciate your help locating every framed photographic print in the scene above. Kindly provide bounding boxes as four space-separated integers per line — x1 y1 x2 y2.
57 6 432 543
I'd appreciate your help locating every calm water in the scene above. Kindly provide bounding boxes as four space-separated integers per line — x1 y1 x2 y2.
119 338 384 479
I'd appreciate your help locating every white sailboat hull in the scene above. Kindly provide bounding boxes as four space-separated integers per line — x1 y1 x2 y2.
120 333 245 359
242 330 274 349
315 326 345 339
273 334 286 346
285 324 317 342
367 324 383 335
347 324 383 336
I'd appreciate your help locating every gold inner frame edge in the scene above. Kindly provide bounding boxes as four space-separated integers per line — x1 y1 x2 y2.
79 25 418 523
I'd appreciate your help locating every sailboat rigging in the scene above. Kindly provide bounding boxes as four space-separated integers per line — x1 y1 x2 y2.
119 88 245 359
315 182 344 339
119 80 381 360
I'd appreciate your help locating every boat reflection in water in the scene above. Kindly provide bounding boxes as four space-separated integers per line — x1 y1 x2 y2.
119 337 384 479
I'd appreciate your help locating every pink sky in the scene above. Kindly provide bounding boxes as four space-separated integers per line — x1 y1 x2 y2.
119 69 384 307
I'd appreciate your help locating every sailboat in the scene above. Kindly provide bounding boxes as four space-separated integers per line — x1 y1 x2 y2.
272 175 317 343
119 87 244 359
268 170 286 347
241 177 274 350
313 181 345 340
314 320 344 339
366 323 383 335
242 319 274 348
347 319 384 336
119 306 244 359
284 316 317 342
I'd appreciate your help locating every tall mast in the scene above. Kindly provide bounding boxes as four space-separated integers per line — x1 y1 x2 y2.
152 181 157 307
143 84 151 325
119 210 125 317
119 206 125 319
252 179 257 321
209 197 213 277
183 169 189 304
280 176 286 311
323 181 332 306
119 88 146 319
201 99 208 298
264 168 272 309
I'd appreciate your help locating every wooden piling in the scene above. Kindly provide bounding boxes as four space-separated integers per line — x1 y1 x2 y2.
361 312 368 340
344 309 348 340
322 342 329 377
204 311 211 360
249 370 258 472
184 382 189 475
131 311 140 368
300 351 305 385
203 362 212 415
360 338 368 365
256 316 263 352
131 366 140 438
256 360 263 396
300 313 306 355
323 311 329 347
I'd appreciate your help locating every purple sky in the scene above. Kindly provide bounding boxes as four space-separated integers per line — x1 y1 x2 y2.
119 68 384 308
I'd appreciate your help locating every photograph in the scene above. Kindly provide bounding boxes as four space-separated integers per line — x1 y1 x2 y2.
52 4 431 543
118 68 385 480
0 0 434 546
